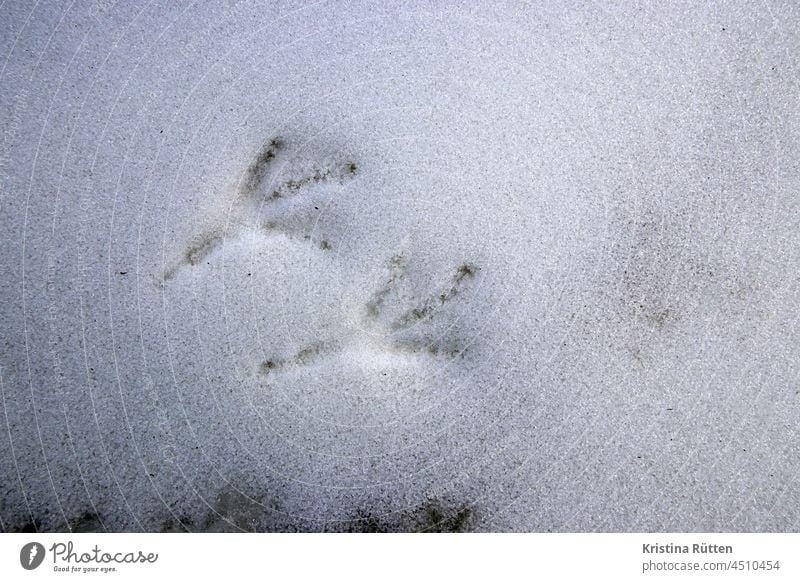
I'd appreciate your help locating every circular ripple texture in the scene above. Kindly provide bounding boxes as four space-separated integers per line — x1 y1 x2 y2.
1 2 798 532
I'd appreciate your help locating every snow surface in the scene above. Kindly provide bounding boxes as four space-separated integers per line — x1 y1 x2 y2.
1 1 799 532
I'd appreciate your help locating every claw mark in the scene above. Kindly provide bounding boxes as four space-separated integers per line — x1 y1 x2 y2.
391 336 464 359
259 360 277 375
184 233 223 266
364 254 408 319
241 138 284 198
391 263 477 331
259 341 338 376
265 168 331 202
454 263 476 285
162 232 224 282
263 161 358 204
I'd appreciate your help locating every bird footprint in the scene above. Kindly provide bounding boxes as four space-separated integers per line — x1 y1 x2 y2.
160 137 356 283
258 251 478 379
160 134 481 390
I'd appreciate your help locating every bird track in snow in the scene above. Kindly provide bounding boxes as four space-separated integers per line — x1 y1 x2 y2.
159 135 481 378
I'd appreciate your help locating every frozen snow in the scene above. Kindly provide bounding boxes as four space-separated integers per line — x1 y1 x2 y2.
1 1 799 532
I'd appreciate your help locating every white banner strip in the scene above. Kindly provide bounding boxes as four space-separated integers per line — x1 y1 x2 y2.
2 533 798 581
